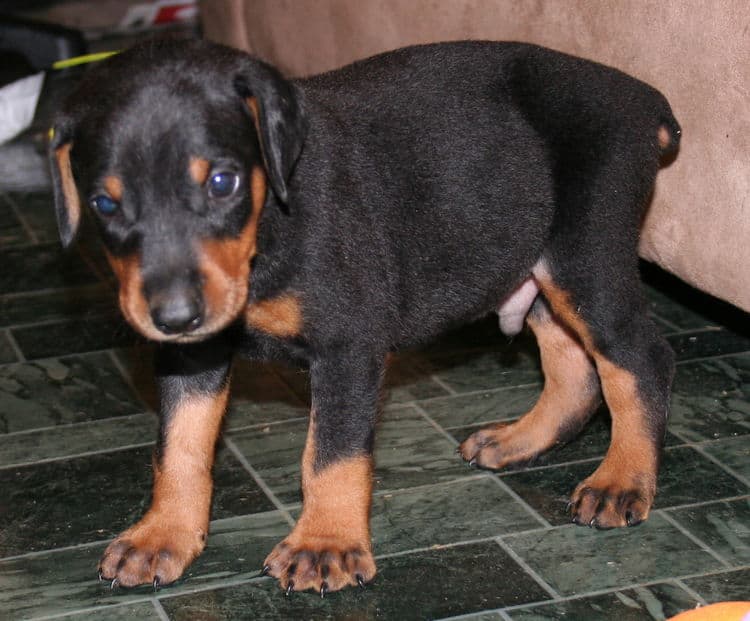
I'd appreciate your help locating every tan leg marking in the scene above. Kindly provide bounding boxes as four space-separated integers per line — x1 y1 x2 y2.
534 269 659 528
459 308 600 468
264 412 376 594
99 386 230 586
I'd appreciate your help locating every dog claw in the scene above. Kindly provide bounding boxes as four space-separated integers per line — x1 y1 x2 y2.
110 578 119 590
286 581 294 596
98 569 104 582
468 459 477 468
153 576 161 592
320 581 328 598
356 574 366 589
259 564 270 577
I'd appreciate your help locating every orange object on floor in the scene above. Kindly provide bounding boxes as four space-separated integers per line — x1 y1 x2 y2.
669 602 750 621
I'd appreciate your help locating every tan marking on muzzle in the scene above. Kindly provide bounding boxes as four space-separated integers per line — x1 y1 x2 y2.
105 252 163 341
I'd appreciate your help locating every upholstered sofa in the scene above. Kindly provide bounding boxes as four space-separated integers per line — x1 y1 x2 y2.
200 0 750 312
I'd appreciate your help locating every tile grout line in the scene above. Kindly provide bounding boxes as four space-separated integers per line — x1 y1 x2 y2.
3 328 25 362
385 380 543 411
0 310 118 332
372 525 552 562
494 536 562 600
412 402 551 529
0 410 152 439
672 578 709 606
2 191 40 243
656 510 733 569
660 493 750 513
0 440 156 471
29 601 157 621
675 350 750 366
650 312 682 333
223 437 296 528
669 428 750 487
108 348 154 413
152 597 171 621
430 373 458 395
500 564 750 613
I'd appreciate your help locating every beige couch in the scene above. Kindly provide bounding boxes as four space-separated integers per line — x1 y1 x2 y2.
201 0 750 312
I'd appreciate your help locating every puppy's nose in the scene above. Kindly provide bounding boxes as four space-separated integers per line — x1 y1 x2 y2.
150 289 204 335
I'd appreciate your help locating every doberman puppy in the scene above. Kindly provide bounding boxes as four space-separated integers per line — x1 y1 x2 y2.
49 37 680 595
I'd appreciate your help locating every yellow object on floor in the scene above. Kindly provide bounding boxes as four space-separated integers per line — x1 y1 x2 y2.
669 602 750 621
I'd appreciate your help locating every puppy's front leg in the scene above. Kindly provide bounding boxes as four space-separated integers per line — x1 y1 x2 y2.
264 350 383 595
99 340 232 588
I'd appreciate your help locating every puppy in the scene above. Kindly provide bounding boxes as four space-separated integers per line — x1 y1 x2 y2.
49 37 680 594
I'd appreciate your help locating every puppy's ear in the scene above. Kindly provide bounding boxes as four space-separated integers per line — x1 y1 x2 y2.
234 60 307 205
48 121 81 248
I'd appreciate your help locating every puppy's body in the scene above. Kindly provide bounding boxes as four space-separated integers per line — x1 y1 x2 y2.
50 39 679 594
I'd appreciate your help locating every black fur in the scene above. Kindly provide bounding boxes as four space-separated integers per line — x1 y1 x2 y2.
50 37 679 587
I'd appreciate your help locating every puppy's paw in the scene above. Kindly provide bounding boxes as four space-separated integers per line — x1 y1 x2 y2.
569 474 655 529
98 516 206 588
458 423 540 470
263 536 376 595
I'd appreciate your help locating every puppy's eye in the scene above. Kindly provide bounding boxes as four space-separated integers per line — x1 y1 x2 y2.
90 195 119 215
207 172 239 199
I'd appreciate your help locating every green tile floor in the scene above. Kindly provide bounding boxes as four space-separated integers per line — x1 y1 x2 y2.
0 185 748 620
0 90 749 619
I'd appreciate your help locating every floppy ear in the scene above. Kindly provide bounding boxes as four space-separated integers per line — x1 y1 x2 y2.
48 122 81 247
233 59 307 205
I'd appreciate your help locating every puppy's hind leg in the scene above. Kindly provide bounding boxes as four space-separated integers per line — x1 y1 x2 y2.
460 294 601 468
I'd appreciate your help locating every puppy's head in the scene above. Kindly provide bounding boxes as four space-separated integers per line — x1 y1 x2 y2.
49 39 306 342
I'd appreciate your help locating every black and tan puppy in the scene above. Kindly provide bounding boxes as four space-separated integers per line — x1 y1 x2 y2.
49 38 680 594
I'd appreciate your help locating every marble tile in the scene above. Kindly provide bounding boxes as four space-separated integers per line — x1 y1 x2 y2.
230 406 471 505
503 513 724 597
383 352 452 404
159 541 551 620
0 352 143 434
0 195 30 247
667 329 750 362
669 354 750 441
0 445 273 558
12 315 140 360
4 191 59 243
643 284 717 332
500 446 749 526
0 413 155 467
0 510 291 620
0 332 17 364
370 477 538 555
506 582 700 620
702 435 750 482
0 242 99 295
682 568 750 603
668 498 750 565
425 332 543 394
0 283 118 328
419 386 541 429
61 601 164 620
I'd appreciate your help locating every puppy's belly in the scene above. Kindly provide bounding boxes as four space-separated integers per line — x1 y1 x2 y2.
497 277 539 335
